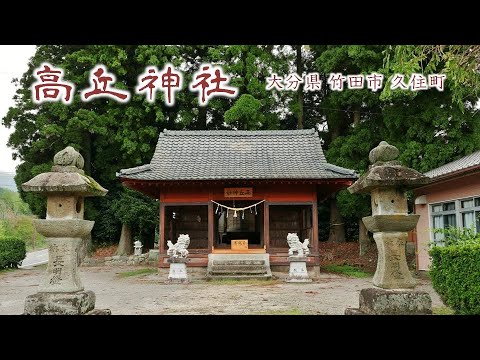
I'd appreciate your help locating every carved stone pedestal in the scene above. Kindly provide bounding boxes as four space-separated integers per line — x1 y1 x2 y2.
371 231 415 289
167 257 189 283
345 288 432 315
285 256 311 283
34 221 93 294
25 291 96 315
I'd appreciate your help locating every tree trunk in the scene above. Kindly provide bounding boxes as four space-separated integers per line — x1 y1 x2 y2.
325 104 350 245
328 194 345 243
83 132 92 176
197 106 207 130
353 106 361 127
77 233 92 266
328 108 349 143
116 223 133 256
358 219 370 256
168 109 178 129
296 44 304 130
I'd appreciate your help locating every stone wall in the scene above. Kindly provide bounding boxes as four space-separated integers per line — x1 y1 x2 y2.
82 249 160 267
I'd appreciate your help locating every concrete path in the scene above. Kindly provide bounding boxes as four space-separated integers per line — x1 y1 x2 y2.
19 249 48 269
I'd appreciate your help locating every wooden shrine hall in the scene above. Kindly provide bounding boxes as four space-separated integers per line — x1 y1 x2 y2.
118 129 357 271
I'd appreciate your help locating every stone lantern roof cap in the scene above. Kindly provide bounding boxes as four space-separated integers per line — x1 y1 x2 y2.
348 141 430 194
21 146 108 197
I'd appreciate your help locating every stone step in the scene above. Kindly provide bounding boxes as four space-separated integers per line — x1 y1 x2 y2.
210 265 267 271
209 269 268 275
207 254 272 280
206 274 272 281
212 260 265 266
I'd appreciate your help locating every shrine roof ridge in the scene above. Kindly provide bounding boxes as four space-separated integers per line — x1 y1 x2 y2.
161 129 317 136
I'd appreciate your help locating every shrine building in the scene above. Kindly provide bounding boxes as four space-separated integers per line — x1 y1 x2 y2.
118 129 357 272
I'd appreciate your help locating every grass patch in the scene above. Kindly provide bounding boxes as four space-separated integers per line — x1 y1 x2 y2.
323 264 372 278
0 267 16 274
118 268 157 278
1 216 47 252
433 306 455 315
26 236 48 252
251 308 305 315
207 278 281 286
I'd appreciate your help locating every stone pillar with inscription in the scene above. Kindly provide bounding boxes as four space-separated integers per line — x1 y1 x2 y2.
22 146 108 315
345 141 433 315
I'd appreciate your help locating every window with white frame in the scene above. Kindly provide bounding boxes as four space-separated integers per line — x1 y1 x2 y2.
460 197 480 232
431 201 456 243
430 196 480 244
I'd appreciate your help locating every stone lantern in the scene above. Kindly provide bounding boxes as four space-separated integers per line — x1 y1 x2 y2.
22 146 108 315
133 240 143 256
346 141 432 315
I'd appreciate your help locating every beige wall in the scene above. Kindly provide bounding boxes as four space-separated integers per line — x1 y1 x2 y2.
414 172 480 270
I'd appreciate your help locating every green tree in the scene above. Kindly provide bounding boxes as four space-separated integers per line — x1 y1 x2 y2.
110 189 159 255
2 45 167 248
312 45 385 243
213 45 292 130
381 45 480 109
1 45 297 249
321 45 480 252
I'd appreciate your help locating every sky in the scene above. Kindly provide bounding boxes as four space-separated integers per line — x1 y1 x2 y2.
0 45 36 174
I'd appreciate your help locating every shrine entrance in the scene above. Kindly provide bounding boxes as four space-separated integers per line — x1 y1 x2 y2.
212 200 266 254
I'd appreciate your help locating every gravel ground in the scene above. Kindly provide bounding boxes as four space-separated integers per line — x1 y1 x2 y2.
0 266 444 315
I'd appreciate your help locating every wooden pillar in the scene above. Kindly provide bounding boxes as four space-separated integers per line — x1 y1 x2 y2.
264 202 270 252
159 203 165 257
312 197 319 253
208 201 214 252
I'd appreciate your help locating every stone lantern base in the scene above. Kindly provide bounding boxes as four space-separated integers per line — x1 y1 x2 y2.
285 256 312 283
345 288 432 315
24 290 96 315
166 257 189 283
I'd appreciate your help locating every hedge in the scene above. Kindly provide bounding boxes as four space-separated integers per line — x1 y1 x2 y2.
0 237 26 269
429 243 480 315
